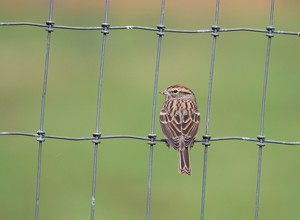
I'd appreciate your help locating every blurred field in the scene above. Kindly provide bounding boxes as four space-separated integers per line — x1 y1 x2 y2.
1 0 300 220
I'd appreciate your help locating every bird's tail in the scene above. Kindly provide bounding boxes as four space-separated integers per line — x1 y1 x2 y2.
178 148 191 175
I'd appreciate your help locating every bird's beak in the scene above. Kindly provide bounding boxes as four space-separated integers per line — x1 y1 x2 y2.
160 90 168 95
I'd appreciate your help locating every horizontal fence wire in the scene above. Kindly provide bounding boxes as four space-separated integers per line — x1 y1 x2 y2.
1 22 300 36
1 131 300 145
1 0 300 220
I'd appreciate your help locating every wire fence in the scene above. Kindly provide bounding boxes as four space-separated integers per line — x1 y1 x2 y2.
1 0 300 220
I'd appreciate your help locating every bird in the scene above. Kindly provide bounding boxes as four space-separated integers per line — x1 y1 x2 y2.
159 84 200 175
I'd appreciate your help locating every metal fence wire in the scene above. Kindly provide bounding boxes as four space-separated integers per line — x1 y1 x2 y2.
1 0 300 220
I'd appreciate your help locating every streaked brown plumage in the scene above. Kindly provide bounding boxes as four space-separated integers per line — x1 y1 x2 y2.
160 85 200 175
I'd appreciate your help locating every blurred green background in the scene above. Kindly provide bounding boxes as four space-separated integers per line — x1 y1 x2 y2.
1 0 300 219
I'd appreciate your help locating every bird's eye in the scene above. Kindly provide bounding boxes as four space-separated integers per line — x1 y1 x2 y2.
172 89 179 94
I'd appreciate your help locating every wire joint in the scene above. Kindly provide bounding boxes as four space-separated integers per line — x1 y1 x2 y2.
45 20 54 32
101 23 110 35
36 130 46 142
148 134 156 145
266 26 275 38
156 24 165 36
257 135 266 147
92 132 101 144
202 134 211 147
211 25 220 37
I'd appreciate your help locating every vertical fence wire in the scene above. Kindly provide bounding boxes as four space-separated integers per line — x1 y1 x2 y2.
34 0 54 220
146 0 166 220
200 0 220 220
255 0 275 220
90 0 110 219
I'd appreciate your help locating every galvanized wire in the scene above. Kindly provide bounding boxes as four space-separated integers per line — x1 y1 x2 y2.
34 0 54 219
1 0 300 220
146 0 166 219
2 132 300 145
255 1 276 220
200 0 221 219
1 22 299 36
90 0 110 220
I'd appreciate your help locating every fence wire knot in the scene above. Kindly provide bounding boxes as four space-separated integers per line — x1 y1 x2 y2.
211 25 220 37
148 134 156 145
45 20 54 32
101 23 110 35
202 134 211 147
36 130 46 142
156 24 165 36
92 132 101 144
257 135 266 147
266 26 275 38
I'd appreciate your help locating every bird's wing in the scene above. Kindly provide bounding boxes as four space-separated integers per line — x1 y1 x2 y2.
160 108 181 148
181 110 200 147
160 102 200 148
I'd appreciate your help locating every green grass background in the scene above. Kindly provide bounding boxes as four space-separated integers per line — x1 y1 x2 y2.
1 0 300 219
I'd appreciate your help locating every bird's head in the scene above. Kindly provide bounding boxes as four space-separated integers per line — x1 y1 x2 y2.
160 84 195 100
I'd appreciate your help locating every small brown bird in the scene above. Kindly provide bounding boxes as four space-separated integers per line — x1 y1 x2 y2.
160 85 200 175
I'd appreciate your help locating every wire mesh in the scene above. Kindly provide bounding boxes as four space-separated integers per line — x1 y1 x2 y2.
1 0 300 220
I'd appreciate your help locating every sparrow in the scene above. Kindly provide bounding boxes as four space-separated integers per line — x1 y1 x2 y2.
160 84 200 175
